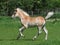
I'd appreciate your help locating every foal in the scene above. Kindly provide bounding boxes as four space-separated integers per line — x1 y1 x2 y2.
12 8 54 40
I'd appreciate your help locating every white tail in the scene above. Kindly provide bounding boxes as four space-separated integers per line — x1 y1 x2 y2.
45 11 54 19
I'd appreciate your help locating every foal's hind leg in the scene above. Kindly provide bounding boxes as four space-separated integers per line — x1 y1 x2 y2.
17 26 25 40
43 26 48 40
33 26 42 40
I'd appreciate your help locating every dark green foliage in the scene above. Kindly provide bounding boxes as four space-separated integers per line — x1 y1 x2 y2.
0 0 60 17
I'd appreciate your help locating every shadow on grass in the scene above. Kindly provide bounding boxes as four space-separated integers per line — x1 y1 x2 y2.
0 39 17 41
0 38 34 41
0 39 39 41
22 39 33 41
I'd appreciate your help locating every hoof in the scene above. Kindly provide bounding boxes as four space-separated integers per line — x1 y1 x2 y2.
45 38 47 40
16 36 20 40
16 35 21 40
32 36 37 40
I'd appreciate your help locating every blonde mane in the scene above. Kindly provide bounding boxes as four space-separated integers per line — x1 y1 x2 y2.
17 8 29 16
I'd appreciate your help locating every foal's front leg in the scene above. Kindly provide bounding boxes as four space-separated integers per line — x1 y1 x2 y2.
17 26 25 40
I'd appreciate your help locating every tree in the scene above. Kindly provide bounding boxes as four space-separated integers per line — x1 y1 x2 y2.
0 0 60 16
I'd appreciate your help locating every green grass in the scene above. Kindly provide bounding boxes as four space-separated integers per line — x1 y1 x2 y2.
0 16 60 45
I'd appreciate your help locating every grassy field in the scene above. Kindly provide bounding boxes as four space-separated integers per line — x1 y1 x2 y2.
0 16 60 45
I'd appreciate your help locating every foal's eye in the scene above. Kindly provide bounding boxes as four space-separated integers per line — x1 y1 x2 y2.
13 9 17 15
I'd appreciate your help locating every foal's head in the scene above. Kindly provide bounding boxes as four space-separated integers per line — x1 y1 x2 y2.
12 8 21 18
12 8 29 18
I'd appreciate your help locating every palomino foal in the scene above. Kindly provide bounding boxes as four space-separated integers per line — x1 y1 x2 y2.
12 8 54 40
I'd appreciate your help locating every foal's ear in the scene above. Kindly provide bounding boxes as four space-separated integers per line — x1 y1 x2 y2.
14 9 17 12
13 9 17 14
14 8 17 12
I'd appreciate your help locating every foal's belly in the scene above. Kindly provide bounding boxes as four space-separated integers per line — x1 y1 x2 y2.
28 22 43 26
28 22 37 26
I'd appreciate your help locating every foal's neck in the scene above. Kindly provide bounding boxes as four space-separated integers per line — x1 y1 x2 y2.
18 11 29 19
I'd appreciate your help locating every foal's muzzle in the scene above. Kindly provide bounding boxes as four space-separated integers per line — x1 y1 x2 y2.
11 15 15 19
